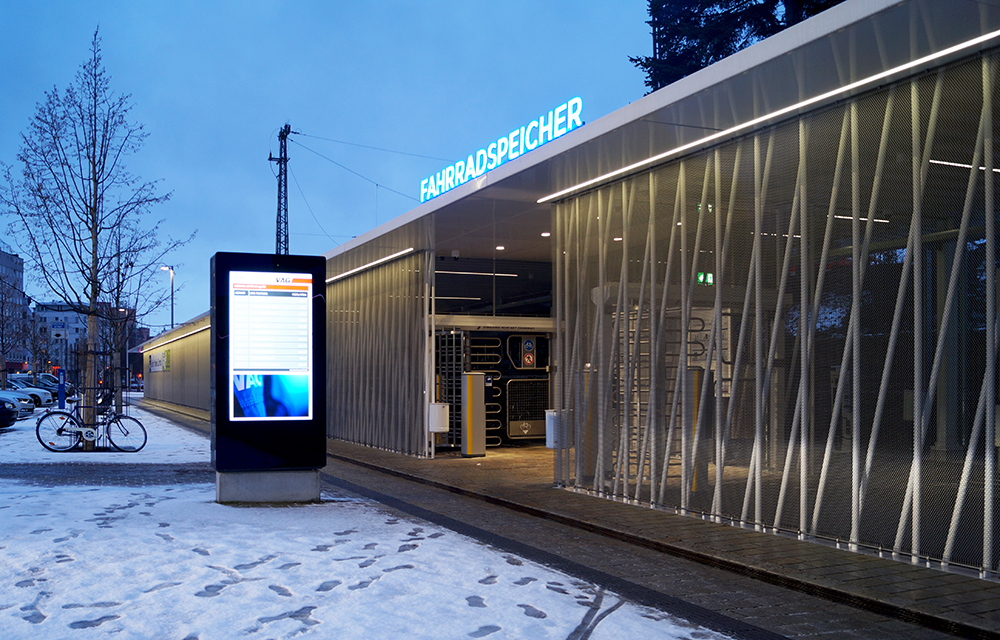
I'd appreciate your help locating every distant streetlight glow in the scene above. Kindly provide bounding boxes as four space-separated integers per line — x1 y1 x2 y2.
160 266 175 329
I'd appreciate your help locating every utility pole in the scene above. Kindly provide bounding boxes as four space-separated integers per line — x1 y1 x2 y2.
269 124 294 255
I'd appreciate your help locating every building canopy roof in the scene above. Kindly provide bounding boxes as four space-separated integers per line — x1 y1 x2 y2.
325 0 1000 276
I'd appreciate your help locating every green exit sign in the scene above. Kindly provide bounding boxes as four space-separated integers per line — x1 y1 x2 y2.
697 272 714 285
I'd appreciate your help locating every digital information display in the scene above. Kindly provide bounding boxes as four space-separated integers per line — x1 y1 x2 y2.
211 252 326 474
229 271 313 421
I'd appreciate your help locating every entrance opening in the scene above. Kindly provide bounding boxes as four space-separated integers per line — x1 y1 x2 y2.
434 329 550 450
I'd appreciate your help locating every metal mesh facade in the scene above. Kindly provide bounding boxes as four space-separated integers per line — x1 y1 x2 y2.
553 49 1000 574
326 252 430 457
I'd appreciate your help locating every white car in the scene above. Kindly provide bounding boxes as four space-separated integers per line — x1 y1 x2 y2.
6 378 54 408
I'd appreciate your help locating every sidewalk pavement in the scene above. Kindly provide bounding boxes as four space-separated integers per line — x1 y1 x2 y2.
140 399 1000 639
3 405 742 640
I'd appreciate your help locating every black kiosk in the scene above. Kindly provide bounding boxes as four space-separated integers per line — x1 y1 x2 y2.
211 252 326 502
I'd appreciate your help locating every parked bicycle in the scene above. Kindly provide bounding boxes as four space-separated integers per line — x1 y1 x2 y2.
35 389 147 452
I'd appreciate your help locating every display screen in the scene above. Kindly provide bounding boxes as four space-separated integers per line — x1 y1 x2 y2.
229 271 312 421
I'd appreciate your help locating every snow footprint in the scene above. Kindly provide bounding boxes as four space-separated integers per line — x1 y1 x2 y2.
234 555 276 571
255 605 320 629
316 580 341 592
194 584 226 598
68 614 120 629
144 582 181 594
20 591 49 624
382 564 414 573
517 604 547 619
52 530 82 543
348 577 379 590
469 626 501 638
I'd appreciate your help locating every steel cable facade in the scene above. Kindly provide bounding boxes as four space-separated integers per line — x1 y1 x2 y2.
326 250 430 457
554 49 1000 575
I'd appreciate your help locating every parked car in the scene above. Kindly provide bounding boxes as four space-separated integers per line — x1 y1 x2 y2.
0 400 16 428
5 378 54 408
0 390 34 419
12 374 76 398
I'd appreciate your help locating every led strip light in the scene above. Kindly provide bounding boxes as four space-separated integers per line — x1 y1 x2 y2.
140 324 211 352
325 247 415 283
538 27 1000 204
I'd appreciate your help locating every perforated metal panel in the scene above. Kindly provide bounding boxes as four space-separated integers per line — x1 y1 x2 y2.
507 378 548 438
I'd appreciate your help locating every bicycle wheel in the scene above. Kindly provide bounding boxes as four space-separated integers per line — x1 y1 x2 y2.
36 411 82 452
107 415 147 452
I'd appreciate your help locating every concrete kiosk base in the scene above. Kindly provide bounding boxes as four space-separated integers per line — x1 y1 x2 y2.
216 470 321 503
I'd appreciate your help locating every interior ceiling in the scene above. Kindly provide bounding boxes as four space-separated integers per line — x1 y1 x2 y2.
337 0 1000 267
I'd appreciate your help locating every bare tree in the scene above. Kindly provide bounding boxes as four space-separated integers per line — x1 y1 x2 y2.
1 29 191 442
23 311 50 386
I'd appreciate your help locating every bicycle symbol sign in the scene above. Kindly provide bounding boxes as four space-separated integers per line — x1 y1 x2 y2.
523 338 535 352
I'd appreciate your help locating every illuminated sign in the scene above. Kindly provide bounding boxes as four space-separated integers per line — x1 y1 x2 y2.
149 350 170 372
420 97 583 203
228 271 313 421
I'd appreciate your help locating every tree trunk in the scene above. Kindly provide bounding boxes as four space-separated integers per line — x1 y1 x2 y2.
82 314 98 451
114 319 123 414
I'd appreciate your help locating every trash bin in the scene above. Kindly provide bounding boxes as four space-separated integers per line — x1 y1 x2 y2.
428 402 450 434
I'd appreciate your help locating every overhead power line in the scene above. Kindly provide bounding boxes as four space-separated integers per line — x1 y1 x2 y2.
295 133 452 163
290 140 417 202
289 168 342 247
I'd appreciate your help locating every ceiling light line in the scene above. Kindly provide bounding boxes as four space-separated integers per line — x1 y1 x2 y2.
436 270 518 277
538 28 1000 204
833 215 890 223
929 158 1000 174
326 247 416 283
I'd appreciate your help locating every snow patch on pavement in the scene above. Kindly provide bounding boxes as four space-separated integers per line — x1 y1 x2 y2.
0 403 731 639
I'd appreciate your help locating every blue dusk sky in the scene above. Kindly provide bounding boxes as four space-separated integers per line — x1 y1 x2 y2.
0 1 650 332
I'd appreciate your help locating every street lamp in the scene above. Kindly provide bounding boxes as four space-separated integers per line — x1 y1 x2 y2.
160 265 174 329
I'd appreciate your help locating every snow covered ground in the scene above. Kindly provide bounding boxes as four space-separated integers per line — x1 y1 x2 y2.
0 405 731 639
